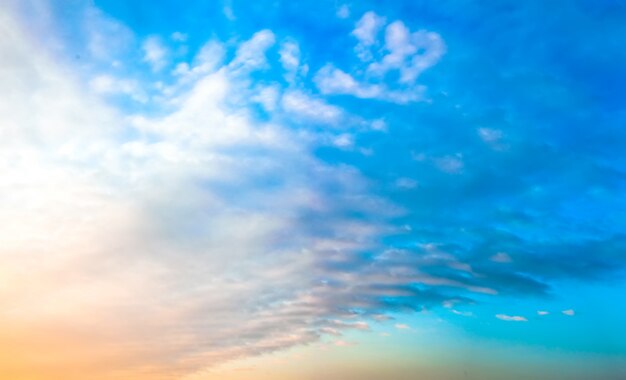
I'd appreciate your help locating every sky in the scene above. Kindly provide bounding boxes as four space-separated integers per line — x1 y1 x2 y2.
1 0 626 379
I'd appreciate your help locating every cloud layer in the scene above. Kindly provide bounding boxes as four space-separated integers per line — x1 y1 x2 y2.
2 1 626 379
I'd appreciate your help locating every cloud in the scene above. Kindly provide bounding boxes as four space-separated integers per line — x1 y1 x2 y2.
89 74 147 102
314 64 423 104
537 311 550 316
352 11 386 61
336 4 350 19
3 2 626 378
451 309 474 317
334 340 354 347
434 154 464 174
478 127 503 144
281 90 343 124
171 31 187 42
490 252 512 263
279 39 300 72
562 309 575 316
252 84 280 112
495 314 528 322
229 29 276 72
83 5 134 61
173 39 226 82
394 323 411 330
142 35 168 72
0 7 407 377
367 21 446 83
314 12 443 104
223 2 236 21
279 39 307 82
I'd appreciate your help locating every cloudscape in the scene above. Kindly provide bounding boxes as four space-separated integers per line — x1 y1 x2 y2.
1 1 625 379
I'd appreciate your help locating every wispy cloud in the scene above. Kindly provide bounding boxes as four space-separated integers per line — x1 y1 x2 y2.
496 314 528 322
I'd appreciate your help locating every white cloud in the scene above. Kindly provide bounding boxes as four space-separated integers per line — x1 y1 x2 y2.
478 127 503 143
352 11 386 61
490 252 512 263
84 6 134 61
89 74 147 103
368 21 446 84
281 90 343 124
395 177 418 189
451 310 474 317
0 9 399 377
562 309 575 316
434 155 464 174
142 35 168 72
336 4 350 19
316 12 444 104
496 314 528 322
279 39 307 82
394 323 411 330
537 311 550 316
229 29 276 72
171 31 188 42
252 84 281 112
314 64 423 104
223 5 236 20
279 40 300 71
332 133 354 148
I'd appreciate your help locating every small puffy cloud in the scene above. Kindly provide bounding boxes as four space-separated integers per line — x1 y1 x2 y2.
394 323 411 330
352 11 386 61
223 4 236 20
279 40 300 71
279 39 306 82
434 155 464 174
171 31 187 42
281 90 343 124
336 5 350 19
332 133 354 149
478 127 503 143
142 35 168 72
496 314 528 322
562 309 575 316
314 64 422 104
229 30 276 72
316 12 444 104
395 177 418 189
252 85 280 112
537 311 550 316
370 119 387 131
490 252 512 263
315 64 381 98
367 21 446 84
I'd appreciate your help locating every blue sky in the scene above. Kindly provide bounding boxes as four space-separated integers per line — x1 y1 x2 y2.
1 0 625 379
